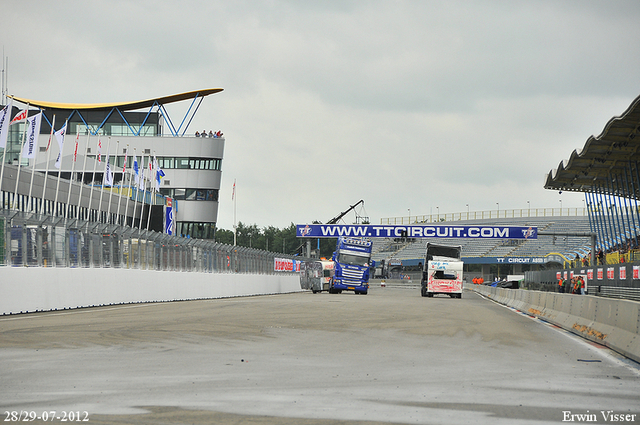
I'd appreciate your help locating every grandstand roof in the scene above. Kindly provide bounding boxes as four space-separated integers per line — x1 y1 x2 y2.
544 94 640 197
8 88 223 111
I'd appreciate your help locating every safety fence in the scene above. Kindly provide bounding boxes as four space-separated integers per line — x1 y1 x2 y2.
0 209 303 274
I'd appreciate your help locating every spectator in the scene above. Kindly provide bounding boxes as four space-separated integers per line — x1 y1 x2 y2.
558 278 565 294
195 131 200 137
209 130 214 137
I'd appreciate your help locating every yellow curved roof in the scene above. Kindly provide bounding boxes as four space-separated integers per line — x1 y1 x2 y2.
9 88 223 111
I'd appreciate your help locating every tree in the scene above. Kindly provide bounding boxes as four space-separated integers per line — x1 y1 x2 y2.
214 221 335 257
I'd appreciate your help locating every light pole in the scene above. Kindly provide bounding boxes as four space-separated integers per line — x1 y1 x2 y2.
408 208 411 224
527 200 530 217
559 199 562 216
436 206 439 221
466 203 469 220
496 202 499 218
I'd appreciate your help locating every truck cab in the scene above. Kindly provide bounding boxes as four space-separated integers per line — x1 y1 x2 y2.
421 243 463 298
330 237 372 295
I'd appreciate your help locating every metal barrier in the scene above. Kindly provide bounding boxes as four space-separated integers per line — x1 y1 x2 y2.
596 286 640 302
0 209 301 274
381 207 588 225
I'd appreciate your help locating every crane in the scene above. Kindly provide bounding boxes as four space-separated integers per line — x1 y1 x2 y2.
326 199 366 224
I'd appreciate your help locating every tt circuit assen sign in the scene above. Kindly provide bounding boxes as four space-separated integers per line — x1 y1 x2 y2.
296 224 537 239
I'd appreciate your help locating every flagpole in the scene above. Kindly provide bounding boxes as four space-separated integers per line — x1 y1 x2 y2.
75 133 90 221
146 152 155 231
233 179 237 246
138 154 147 230
87 137 101 225
116 145 128 225
53 120 68 217
13 103 29 210
0 100 13 206
130 148 139 228
107 140 118 224
64 133 80 220
40 114 55 215
124 147 134 227
97 137 111 223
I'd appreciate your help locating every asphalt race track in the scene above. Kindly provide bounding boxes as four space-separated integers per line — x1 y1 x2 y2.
1 286 639 424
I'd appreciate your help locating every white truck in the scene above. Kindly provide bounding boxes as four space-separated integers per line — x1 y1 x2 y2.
420 243 464 299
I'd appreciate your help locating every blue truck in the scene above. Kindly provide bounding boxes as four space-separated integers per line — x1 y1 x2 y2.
329 237 372 295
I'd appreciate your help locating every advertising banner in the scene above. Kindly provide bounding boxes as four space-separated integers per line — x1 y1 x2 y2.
164 198 174 235
296 224 537 239
607 267 615 280
274 258 301 272
619 266 627 280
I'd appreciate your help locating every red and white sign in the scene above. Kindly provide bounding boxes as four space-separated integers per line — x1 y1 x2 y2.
274 258 301 272
607 267 615 280
619 266 627 280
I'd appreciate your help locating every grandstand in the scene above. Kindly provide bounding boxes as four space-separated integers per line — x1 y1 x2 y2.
371 214 593 266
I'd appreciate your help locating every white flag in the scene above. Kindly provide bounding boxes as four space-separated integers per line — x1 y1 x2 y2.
104 153 114 187
0 101 12 148
54 122 67 169
21 112 42 159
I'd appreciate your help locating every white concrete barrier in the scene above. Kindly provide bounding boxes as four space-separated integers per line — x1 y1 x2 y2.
0 267 303 315
471 285 640 363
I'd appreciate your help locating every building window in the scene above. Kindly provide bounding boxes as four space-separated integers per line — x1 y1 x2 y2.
177 222 216 239
156 156 221 170
160 188 219 202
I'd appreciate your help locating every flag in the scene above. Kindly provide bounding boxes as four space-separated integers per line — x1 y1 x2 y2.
139 157 145 189
122 148 128 173
97 139 102 162
133 155 139 187
21 112 42 159
72 133 79 162
10 109 28 125
0 100 12 148
104 150 113 186
54 122 67 169
153 156 165 191
148 160 153 187
45 115 55 151
232 179 236 201
104 161 113 186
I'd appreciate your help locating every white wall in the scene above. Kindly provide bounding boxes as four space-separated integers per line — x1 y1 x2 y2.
0 267 302 315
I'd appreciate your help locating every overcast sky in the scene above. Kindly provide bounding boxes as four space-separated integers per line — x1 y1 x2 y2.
3 0 640 230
